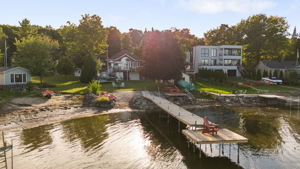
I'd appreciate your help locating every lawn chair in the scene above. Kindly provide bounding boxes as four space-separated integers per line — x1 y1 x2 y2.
202 117 219 135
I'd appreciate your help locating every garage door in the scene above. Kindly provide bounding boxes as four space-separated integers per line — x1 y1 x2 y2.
129 72 140 80
227 70 237 77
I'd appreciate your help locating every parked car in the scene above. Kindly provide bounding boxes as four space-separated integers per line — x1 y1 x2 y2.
261 77 283 85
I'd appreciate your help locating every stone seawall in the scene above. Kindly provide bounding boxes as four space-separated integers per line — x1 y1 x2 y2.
204 92 297 107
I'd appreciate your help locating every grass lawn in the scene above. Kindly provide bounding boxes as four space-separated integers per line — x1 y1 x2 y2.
32 75 87 94
32 75 159 94
194 80 255 94
229 78 294 92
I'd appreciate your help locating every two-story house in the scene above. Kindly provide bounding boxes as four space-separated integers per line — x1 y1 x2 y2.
187 45 243 77
107 50 142 80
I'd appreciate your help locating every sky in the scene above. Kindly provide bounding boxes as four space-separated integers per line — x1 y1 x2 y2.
0 0 299 37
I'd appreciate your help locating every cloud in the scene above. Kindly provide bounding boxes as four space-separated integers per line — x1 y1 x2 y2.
179 0 276 14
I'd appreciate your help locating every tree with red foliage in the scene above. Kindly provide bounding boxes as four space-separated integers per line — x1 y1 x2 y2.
141 30 184 80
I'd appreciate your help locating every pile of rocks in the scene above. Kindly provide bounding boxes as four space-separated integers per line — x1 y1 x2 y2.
217 95 264 106
165 96 194 106
129 95 159 111
83 94 115 109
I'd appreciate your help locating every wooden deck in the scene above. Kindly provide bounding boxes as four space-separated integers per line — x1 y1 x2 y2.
182 129 248 144
142 91 248 144
142 91 204 126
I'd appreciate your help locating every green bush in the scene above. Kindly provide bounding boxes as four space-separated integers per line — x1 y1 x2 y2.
80 55 99 83
256 69 262 80
57 56 74 75
87 80 101 94
273 70 278 78
263 70 268 77
196 69 228 82
286 71 299 85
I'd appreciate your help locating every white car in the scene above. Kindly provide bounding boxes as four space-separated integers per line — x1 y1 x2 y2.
261 77 283 85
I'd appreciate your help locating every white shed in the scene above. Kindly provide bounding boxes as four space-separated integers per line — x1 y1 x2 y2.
0 67 31 85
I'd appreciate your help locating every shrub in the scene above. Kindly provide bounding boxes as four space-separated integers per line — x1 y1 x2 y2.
256 69 262 80
87 80 101 94
196 69 228 82
279 70 284 80
96 96 110 103
273 70 278 78
80 55 100 83
57 56 74 75
263 70 268 77
286 71 299 85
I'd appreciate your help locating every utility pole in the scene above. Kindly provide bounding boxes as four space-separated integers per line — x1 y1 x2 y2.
4 39 8 68
296 48 299 68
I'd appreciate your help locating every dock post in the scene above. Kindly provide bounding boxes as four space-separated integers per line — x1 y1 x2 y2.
205 144 207 153
199 144 202 158
229 143 231 158
193 142 195 153
210 144 212 155
222 144 224 155
237 143 240 164
178 120 180 132
11 140 13 169
167 114 169 124
219 144 221 156
2 132 7 169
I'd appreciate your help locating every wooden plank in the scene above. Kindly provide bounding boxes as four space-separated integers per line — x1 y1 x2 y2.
142 91 204 125
182 129 248 144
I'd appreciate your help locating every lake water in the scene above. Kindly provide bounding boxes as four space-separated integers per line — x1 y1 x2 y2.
3 106 300 169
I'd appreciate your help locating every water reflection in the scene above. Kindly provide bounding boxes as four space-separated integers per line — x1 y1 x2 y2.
21 125 54 153
11 106 300 169
61 115 110 151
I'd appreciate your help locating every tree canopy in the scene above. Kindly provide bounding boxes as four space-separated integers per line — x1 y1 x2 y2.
141 30 184 80
107 26 121 58
204 14 291 70
14 36 59 83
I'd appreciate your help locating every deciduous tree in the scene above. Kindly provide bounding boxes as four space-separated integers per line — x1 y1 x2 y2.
107 26 121 58
14 36 58 84
141 30 184 80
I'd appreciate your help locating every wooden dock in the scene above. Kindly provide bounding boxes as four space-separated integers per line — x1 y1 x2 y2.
182 129 248 144
142 91 248 144
142 91 204 126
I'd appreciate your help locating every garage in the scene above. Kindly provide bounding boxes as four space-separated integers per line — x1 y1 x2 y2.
227 70 237 77
129 72 140 80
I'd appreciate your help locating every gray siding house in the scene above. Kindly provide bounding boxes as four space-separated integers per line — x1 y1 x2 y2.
0 67 31 85
256 61 300 78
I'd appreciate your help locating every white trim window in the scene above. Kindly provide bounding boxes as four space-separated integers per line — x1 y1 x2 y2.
201 48 209 57
224 60 232 65
201 59 209 65
10 73 27 84
211 48 217 57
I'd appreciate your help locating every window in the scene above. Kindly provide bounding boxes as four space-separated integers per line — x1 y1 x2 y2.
9 73 27 83
211 59 217 65
201 59 209 65
201 48 209 57
10 74 14 83
211 49 217 57
224 49 241 56
224 60 232 65
23 74 27 82
15 74 22 83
